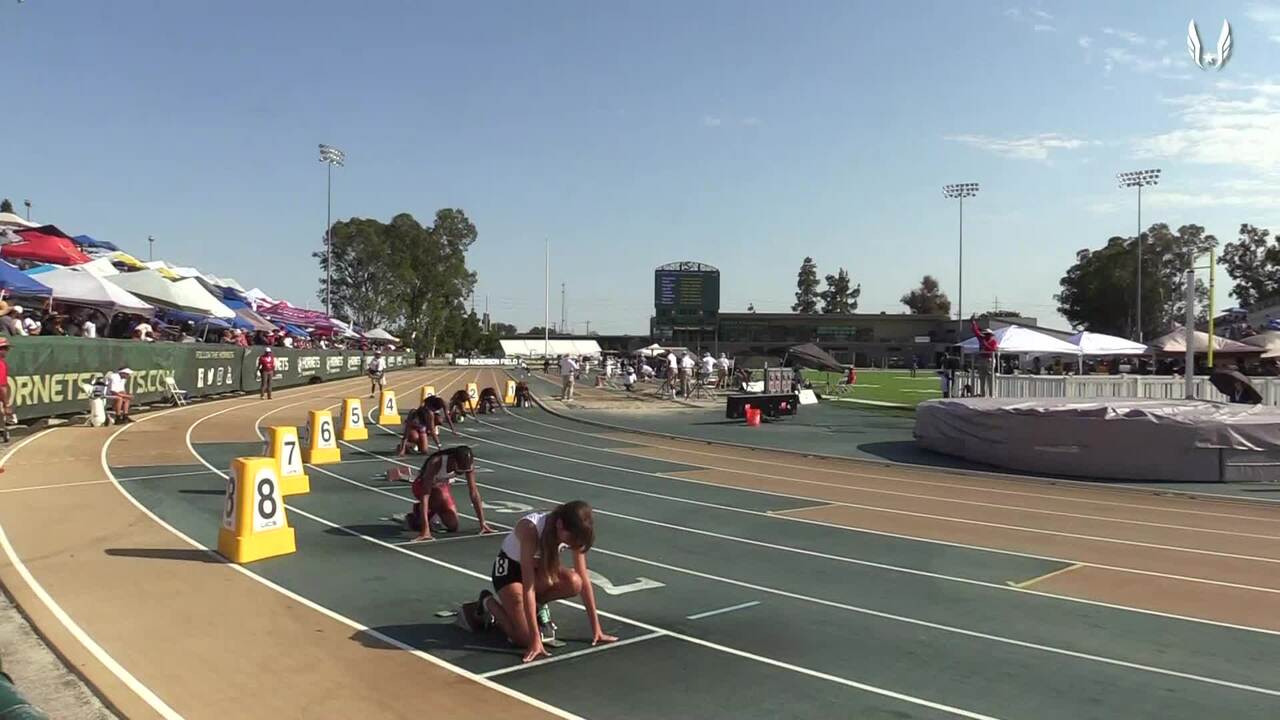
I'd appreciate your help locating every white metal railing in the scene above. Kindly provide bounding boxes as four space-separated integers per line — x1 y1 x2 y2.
992 374 1280 405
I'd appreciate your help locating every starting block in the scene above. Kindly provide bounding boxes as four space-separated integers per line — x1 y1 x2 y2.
420 385 436 404
378 390 401 425
504 380 516 405
267 425 310 496
341 397 368 441
217 457 296 564
303 409 341 465
387 466 412 483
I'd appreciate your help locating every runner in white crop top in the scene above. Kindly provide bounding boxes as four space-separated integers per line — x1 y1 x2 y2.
465 500 617 663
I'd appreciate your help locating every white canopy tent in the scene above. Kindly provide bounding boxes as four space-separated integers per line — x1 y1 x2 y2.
1147 327 1261 354
1243 332 1280 359
958 325 1081 356
499 339 603 357
244 287 274 309
0 213 38 229
365 328 400 342
107 269 235 319
78 256 121 278
1067 331 1148 356
34 267 154 316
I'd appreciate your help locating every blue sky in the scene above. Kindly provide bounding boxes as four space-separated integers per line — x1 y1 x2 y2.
5 1 1279 333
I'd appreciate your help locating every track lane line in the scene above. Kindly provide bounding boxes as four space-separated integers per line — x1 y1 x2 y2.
294 460 1005 720
343 425 1280 701
492 414 1280 541
461 420 1280 594
503 408 1280 524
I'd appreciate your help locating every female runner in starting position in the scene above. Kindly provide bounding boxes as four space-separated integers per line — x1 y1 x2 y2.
398 446 492 541
464 500 617 662
448 389 473 423
477 386 502 414
398 398 438 455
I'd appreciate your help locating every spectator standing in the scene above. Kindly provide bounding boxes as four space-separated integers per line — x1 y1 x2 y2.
559 354 579 401
679 352 695 398
0 303 25 337
257 347 276 399
716 353 730 389
366 350 387 397
80 312 98 338
14 307 37 336
910 355 919 378
700 352 715 390
40 314 65 336
970 316 998 397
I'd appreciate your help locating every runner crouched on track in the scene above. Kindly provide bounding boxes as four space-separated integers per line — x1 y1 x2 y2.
477 387 502 414
461 500 617 662
448 389 472 423
398 399 438 455
423 394 455 443
395 446 491 541
514 381 533 408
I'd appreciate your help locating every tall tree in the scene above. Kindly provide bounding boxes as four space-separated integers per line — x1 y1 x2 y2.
0 199 13 214
978 310 1025 320
313 218 396 328
820 268 860 314
1056 223 1215 338
1219 223 1280 307
900 275 952 315
792 257 820 313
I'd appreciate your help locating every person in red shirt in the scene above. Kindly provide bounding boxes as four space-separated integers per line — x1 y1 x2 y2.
971 316 998 396
257 347 276 399
0 337 11 426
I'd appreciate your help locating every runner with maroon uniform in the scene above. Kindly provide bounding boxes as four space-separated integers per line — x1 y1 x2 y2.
397 446 491 542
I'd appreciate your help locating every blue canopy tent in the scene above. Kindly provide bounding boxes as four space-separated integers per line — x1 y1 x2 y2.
71 235 122 253
0 260 53 297
280 323 310 338
158 309 232 331
218 285 249 305
222 298 276 333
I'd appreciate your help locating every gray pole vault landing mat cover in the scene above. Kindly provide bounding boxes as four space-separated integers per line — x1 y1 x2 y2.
914 398 1280 482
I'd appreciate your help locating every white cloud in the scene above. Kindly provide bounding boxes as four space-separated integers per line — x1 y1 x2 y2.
945 132 1095 160
1102 27 1147 45
701 115 722 127
1078 35 1093 48
1033 24 1055 32
1133 82 1280 173
1031 8 1053 20
1004 7 1022 19
1102 46 1173 73
1272 35 1280 43
1246 4 1280 23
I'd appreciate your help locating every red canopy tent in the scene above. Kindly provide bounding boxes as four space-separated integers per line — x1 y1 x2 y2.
4 229 92 266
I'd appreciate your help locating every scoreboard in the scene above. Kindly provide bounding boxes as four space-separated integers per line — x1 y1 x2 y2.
654 262 720 314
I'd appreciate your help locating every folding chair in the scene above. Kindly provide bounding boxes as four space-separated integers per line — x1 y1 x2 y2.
164 376 190 406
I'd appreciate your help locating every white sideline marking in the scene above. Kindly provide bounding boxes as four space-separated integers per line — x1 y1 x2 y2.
687 601 761 620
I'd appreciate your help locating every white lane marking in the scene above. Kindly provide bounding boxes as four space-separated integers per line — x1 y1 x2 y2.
505 410 1280 524
0 376 377 719
470 420 1280 592
0 430 186 719
491 415 1280 542
338 437 1280 701
147 372 589 720
0 478 112 493
687 601 761 620
289 463 1004 720
479 631 668 678
117 470 219 482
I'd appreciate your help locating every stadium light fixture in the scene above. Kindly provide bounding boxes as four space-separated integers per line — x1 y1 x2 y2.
942 183 980 320
1117 168 1160 341
319 144 346 317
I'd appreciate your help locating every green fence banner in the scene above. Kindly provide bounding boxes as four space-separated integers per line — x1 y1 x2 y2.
3 337 410 420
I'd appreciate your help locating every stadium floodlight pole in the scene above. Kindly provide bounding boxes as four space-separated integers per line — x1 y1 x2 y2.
1117 168 1161 342
544 239 550 359
942 183 980 321
148 235 155 261
318 144 346 317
